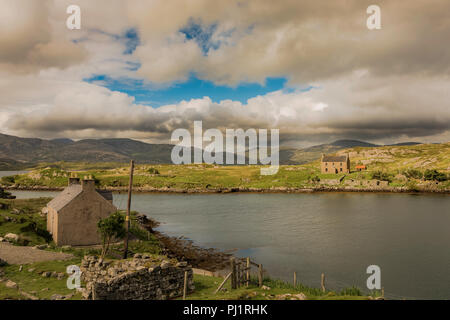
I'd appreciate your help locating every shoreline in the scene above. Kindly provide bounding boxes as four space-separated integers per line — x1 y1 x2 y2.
3 185 450 195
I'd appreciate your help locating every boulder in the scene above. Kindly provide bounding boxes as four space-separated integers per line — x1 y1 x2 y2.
4 233 19 242
0 257 8 267
5 280 17 289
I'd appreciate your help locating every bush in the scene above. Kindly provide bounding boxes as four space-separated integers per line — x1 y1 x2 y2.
371 171 392 182
97 211 126 258
147 168 160 175
1 175 16 185
424 169 447 182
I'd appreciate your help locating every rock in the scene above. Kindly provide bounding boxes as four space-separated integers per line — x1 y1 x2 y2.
50 294 65 300
61 245 71 250
176 261 188 267
293 293 307 300
0 237 4 242
134 253 142 259
34 244 48 250
11 208 22 214
65 293 74 300
5 280 18 289
41 287 49 291
41 271 52 278
0 258 7 267
4 233 19 242
19 265 23 272
28 268 35 273
261 285 271 290
160 261 171 269
41 207 48 216
50 272 58 278
57 272 65 280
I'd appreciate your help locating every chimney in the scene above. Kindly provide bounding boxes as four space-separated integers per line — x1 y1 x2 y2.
68 177 80 186
81 175 95 192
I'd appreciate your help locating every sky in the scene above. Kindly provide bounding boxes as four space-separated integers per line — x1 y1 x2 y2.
0 0 449 147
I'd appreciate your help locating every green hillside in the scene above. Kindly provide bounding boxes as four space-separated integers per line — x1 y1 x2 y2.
1 143 448 193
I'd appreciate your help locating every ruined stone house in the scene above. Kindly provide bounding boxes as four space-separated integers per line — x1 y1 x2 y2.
320 154 350 174
46 177 117 246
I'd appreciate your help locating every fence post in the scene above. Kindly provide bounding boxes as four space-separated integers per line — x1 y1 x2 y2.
321 273 326 293
294 271 297 287
231 258 236 290
246 257 250 287
183 271 188 300
238 262 242 288
258 264 263 287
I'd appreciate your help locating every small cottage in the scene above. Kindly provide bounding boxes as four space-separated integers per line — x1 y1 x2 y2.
46 177 117 246
320 154 350 174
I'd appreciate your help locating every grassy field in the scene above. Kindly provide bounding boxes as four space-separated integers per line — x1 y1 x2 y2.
1 143 448 192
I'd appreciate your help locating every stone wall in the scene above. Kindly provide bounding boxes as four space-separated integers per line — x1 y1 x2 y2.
80 255 194 300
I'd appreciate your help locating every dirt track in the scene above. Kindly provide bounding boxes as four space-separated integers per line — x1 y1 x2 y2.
0 243 73 265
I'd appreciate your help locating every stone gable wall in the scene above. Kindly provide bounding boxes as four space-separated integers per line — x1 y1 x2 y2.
80 255 194 300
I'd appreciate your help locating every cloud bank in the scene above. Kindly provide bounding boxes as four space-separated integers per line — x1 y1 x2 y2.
0 0 449 146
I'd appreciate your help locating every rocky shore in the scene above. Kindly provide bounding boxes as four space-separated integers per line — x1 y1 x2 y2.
3 184 449 194
136 213 233 272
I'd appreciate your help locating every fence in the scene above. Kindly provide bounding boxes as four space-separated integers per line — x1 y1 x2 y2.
214 257 263 294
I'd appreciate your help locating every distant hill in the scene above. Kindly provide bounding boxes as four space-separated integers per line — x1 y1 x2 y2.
0 133 436 169
282 140 380 165
0 133 176 168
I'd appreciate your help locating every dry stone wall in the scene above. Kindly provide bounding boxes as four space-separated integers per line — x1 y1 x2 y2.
80 254 194 300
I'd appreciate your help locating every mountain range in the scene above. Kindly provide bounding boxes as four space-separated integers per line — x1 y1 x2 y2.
0 133 422 169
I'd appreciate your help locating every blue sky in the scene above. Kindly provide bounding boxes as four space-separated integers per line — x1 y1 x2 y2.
83 27 296 107
84 74 292 106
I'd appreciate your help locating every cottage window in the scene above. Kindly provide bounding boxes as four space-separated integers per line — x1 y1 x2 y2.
325 168 328 172
340 162 343 166
340 168 342 172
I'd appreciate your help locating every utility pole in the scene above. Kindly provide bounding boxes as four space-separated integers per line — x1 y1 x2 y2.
123 159 134 259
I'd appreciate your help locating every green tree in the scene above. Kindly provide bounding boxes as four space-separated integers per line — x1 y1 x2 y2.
97 211 126 259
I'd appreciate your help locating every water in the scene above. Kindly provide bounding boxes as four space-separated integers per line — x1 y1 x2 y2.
9 189 450 299
0 171 29 178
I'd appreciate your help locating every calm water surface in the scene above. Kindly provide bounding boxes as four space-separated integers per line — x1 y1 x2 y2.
10 189 450 299
0 171 28 178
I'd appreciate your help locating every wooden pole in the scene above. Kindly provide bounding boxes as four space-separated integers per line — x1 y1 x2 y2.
183 271 188 300
123 160 134 259
321 273 326 293
294 271 297 287
214 272 232 294
258 264 263 287
246 257 250 287
237 263 241 288
231 258 236 289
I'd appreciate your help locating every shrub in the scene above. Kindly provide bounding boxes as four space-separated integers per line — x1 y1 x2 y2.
1 175 16 185
147 168 160 175
424 169 447 182
97 211 126 258
371 171 392 182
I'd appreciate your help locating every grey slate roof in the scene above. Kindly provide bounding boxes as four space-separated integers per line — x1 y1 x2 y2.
47 185 114 212
322 155 347 162
47 184 83 211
